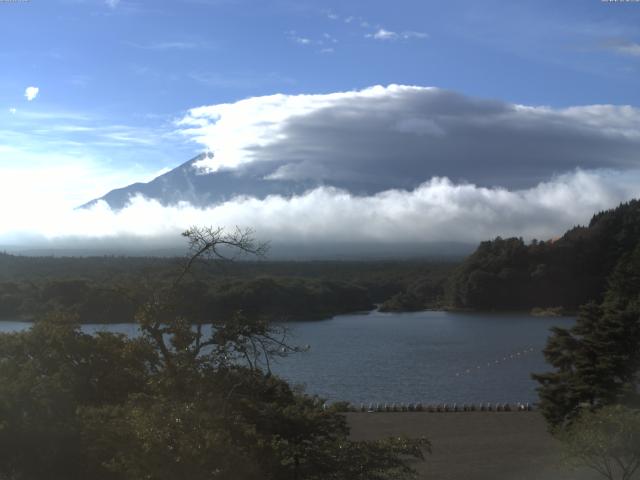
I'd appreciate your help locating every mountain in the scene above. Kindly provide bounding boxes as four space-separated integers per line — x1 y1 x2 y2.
445 199 640 311
81 153 318 210
72 153 476 259
81 150 434 211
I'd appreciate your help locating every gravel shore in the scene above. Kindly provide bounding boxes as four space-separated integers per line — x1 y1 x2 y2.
346 412 600 480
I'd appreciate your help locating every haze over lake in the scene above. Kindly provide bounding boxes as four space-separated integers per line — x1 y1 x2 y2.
2 311 573 405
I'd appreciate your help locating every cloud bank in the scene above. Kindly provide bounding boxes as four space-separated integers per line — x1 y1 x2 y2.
178 85 640 191
2 85 639 255
3 169 640 254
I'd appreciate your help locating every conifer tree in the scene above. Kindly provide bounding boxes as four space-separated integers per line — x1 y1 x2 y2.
533 243 640 428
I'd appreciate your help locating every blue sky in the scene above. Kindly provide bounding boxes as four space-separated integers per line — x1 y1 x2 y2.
5 0 640 111
3 1 640 157
1 0 640 249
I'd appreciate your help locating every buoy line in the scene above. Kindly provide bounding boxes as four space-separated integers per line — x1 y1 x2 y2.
453 347 537 378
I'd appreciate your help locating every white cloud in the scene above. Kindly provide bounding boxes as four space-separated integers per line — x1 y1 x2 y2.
603 39 640 57
24 87 39 102
9 108 16 115
323 33 338 43
177 85 419 172
189 71 294 89
2 106 173 150
368 29 398 40
0 148 149 218
402 31 428 39
366 29 428 41
287 31 335 49
286 30 311 45
3 85 640 253
177 88 369 171
176 85 640 190
1 169 639 250
287 31 338 53
614 42 640 57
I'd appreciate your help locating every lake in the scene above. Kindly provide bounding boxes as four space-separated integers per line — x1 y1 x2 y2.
0 310 573 405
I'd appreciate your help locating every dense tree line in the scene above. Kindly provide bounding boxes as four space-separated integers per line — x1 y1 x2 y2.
529 218 640 479
0 253 454 323
378 276 446 312
0 277 374 324
533 241 640 429
446 200 640 311
0 252 454 287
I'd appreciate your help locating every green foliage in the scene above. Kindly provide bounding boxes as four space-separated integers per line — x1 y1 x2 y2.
0 314 157 479
203 276 374 321
0 319 432 479
558 405 640 480
0 254 455 322
0 276 375 324
0 228 430 479
447 200 640 311
379 291 425 312
532 242 640 429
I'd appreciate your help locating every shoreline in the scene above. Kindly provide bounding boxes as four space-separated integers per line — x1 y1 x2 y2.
0 306 578 324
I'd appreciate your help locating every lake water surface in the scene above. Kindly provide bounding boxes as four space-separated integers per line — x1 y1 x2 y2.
0 310 573 405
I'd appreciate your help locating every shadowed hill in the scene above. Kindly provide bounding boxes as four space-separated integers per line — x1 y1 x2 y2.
80 153 316 210
445 199 640 311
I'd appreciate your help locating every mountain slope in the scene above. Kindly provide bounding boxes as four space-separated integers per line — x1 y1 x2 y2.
445 200 640 311
82 153 316 210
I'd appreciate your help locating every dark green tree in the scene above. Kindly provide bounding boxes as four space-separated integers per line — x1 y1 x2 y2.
447 200 640 312
533 242 640 429
0 314 157 480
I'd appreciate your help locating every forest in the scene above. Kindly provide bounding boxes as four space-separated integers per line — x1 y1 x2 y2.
0 252 454 323
445 200 640 312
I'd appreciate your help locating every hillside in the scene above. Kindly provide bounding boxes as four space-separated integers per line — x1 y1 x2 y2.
445 200 640 311
80 153 316 210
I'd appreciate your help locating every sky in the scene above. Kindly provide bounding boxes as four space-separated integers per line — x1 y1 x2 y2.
1 0 640 253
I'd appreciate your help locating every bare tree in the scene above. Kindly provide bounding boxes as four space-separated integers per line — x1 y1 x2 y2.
174 226 269 287
135 226 299 376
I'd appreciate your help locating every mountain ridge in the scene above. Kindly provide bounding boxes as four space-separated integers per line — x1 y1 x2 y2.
445 199 640 311
81 153 318 210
